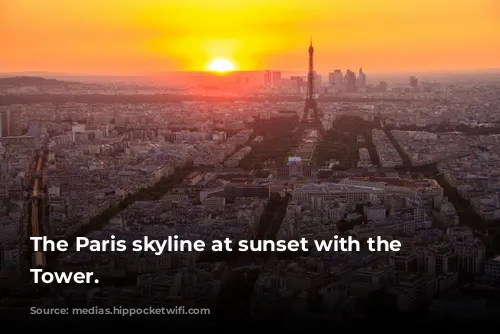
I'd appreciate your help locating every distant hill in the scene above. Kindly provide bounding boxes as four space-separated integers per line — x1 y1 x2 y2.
0 76 78 86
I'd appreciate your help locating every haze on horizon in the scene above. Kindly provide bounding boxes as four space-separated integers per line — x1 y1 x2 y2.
2 0 499 75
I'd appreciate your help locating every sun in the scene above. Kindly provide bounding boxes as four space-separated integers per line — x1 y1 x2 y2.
208 58 235 73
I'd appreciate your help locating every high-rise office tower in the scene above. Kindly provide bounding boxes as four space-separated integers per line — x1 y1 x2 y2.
378 81 388 93
0 110 21 137
344 69 357 93
314 72 322 94
409 76 419 89
357 68 367 88
264 71 272 87
264 71 282 88
328 72 335 85
329 70 343 87
290 76 304 94
272 71 282 86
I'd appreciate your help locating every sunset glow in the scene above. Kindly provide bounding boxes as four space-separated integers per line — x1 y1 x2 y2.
208 58 235 73
1 0 499 74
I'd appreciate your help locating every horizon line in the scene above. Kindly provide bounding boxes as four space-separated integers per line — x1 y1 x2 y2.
1 67 499 78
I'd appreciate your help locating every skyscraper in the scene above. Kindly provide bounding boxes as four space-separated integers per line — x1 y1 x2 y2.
314 72 322 94
290 76 304 94
357 68 367 88
329 70 343 87
272 71 282 87
344 69 357 93
328 72 335 85
264 71 272 87
264 71 282 88
0 110 21 137
410 76 419 90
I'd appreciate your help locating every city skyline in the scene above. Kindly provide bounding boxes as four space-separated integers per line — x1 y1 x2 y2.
3 0 500 328
2 0 499 74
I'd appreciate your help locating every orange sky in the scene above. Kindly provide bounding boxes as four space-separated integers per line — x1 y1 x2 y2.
1 0 499 74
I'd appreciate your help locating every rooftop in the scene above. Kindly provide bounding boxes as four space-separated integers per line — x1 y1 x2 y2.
347 176 441 189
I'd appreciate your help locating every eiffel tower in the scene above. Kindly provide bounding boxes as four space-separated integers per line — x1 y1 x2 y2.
301 38 322 131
